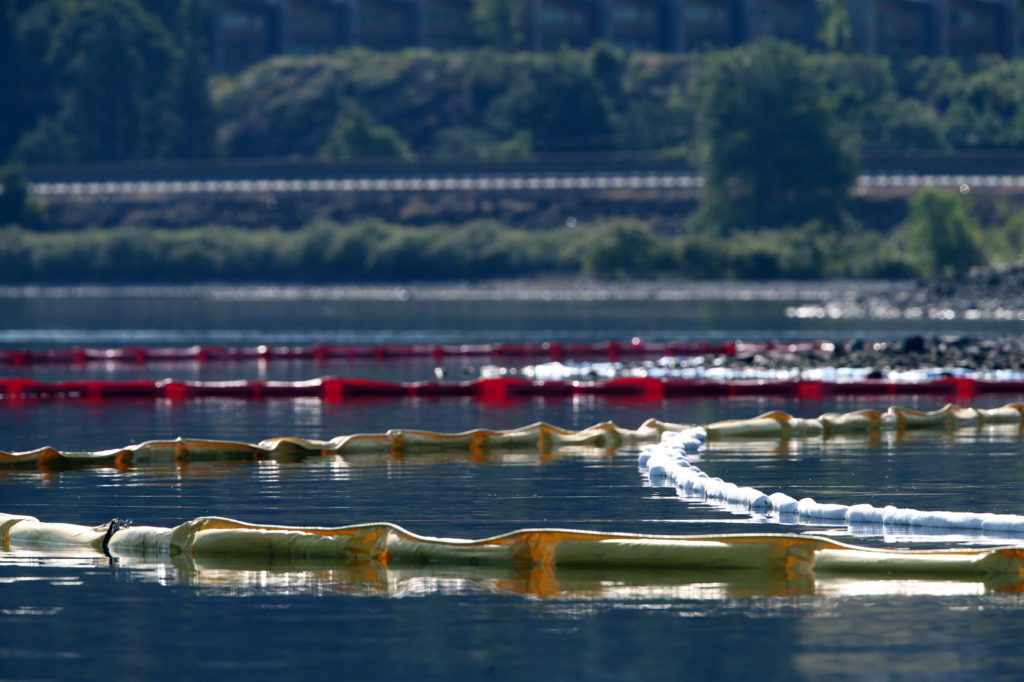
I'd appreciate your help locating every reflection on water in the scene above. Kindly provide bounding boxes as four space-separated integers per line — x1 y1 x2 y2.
4 449 1024 681
0 285 804 348
0 392 1020 453
5 287 1024 679
2 284 1020 353
4 545 1017 601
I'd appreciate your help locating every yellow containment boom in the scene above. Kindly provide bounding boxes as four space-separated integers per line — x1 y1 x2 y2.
703 403 1024 440
2 513 1023 582
1 402 1022 471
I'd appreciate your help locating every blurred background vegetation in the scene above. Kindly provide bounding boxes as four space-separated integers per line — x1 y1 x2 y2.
4 0 1024 281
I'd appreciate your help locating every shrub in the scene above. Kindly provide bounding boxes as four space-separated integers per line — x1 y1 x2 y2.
898 189 985 279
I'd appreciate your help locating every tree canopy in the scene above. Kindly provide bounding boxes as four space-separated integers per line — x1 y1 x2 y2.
5 0 214 163
694 39 857 230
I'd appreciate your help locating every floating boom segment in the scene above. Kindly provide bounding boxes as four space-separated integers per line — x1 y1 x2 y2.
0 419 684 470
4 401 1024 582
703 403 1024 440
642 406 1024 539
814 545 1024 577
1 403 1023 471
3 513 1024 580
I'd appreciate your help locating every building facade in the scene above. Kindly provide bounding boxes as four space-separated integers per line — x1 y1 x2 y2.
210 0 1024 72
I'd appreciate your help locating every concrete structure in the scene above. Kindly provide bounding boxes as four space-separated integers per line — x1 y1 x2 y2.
209 0 1024 72
420 0 477 47
849 0 1020 58
748 0 818 48
211 0 280 73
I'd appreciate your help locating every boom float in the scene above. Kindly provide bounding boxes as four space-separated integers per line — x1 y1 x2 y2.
3 514 1024 581
641 408 1024 537
5 403 1024 581
1 402 1022 471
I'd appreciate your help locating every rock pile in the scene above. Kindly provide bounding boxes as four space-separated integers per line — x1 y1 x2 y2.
715 335 1024 375
854 263 1024 321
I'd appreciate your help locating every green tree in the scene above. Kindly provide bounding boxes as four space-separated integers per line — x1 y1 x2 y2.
6 0 213 163
0 0 19 159
170 0 215 158
899 188 985 279
487 59 613 153
472 0 522 50
16 0 181 162
4 0 66 163
318 102 413 160
694 39 857 230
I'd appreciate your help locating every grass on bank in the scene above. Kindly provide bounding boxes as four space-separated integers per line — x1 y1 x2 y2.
1 189 1020 283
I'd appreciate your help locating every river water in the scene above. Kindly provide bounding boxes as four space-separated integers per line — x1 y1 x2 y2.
2 284 1024 681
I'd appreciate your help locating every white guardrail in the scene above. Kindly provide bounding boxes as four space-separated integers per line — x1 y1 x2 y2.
28 172 1024 197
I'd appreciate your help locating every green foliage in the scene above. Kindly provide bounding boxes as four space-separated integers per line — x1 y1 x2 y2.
0 220 595 283
587 41 626 98
171 0 215 159
5 0 65 161
898 189 985 279
694 39 857 230
224 46 1024 158
876 99 945 149
40 0 180 161
432 127 533 160
0 165 42 228
990 204 1024 264
209 46 1024 168
897 58 965 109
0 0 20 159
581 222 664 279
318 102 413 160
0 214 940 284
10 12 1024 168
818 0 853 53
5 0 214 163
943 62 1024 148
217 49 636 159
484 56 614 153
472 0 522 50
817 53 944 150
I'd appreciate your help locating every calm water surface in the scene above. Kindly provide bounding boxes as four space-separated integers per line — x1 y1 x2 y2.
2 286 1024 681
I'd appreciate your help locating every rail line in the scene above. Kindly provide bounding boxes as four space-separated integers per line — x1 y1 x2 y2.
28 173 1024 197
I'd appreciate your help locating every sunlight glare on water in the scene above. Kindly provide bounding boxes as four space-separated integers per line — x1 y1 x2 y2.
3 286 1024 680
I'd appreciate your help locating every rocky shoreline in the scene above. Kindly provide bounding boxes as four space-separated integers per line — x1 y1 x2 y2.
791 264 1024 323
485 329 1024 378
479 334 1024 383
716 335 1024 375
